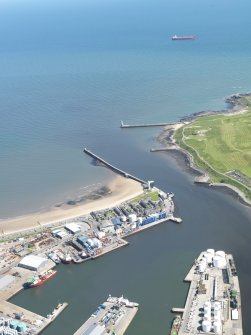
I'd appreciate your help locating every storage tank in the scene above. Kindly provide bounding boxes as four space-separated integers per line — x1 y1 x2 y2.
213 255 225 268
207 248 215 256
205 252 213 264
10 321 18 330
215 250 225 258
202 320 211 332
120 215 127 222
213 321 222 334
16 323 26 333
128 214 137 223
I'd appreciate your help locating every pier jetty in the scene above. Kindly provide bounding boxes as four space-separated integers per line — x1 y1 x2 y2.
83 148 146 184
73 296 138 335
120 120 181 128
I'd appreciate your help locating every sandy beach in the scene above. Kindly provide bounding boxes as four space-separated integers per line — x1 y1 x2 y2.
0 176 144 235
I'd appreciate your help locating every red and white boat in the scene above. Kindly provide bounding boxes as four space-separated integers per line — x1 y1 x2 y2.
24 269 57 288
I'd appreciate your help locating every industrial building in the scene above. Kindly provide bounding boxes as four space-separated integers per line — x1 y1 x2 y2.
65 223 81 234
18 255 49 272
51 229 69 239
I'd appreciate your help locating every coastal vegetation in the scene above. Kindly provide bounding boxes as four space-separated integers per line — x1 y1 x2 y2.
174 96 251 201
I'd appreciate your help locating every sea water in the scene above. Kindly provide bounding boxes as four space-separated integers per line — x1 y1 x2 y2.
1 0 251 217
2 0 251 334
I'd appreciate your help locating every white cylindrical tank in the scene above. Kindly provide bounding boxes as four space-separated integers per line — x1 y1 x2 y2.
213 321 222 334
207 248 215 256
205 252 213 264
202 320 211 332
120 215 127 222
128 214 137 223
213 255 225 268
216 250 225 258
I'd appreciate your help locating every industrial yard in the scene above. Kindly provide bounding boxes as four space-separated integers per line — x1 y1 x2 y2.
171 249 242 335
0 186 179 335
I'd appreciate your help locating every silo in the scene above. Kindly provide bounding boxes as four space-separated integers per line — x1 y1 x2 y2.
202 320 211 332
213 321 222 334
128 214 137 223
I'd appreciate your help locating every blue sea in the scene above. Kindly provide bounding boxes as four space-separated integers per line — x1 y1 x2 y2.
1 0 251 218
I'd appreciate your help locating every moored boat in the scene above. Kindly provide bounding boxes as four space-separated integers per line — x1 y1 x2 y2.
169 315 181 335
24 269 57 288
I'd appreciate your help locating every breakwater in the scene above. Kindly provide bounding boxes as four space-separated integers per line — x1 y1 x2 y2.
120 121 182 128
83 148 147 184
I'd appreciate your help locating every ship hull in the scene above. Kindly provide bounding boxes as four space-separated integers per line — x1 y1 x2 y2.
171 35 195 40
25 270 57 288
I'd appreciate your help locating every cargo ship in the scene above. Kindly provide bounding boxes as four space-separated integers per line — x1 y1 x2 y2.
24 269 57 288
171 249 243 334
171 35 195 40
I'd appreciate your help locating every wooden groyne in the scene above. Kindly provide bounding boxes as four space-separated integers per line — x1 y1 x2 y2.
120 120 182 128
83 148 147 185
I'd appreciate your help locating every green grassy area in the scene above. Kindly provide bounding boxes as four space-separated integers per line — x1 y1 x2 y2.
174 103 251 201
130 190 160 203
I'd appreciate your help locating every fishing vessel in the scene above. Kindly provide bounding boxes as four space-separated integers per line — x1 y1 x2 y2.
171 35 195 40
24 269 57 288
169 315 181 335
48 251 61 264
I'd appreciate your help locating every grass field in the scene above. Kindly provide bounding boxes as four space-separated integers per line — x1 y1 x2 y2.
174 96 251 201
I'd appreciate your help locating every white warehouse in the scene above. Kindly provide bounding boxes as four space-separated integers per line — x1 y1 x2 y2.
18 255 49 272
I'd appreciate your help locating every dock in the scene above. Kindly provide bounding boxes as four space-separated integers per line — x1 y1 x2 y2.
83 148 146 185
73 296 138 335
172 249 243 335
0 265 67 335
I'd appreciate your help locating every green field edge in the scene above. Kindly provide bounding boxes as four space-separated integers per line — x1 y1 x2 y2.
174 126 251 202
